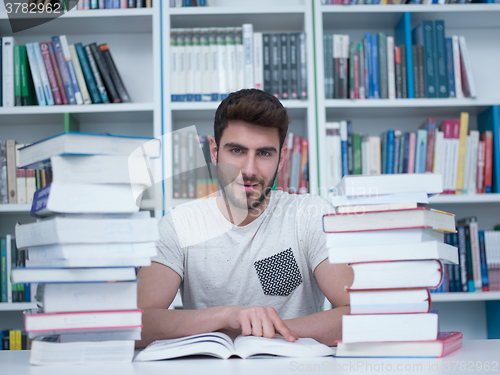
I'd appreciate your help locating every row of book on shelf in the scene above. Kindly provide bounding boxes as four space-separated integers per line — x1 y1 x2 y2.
325 112 497 195
324 20 475 100
1 330 30 350
75 0 152 9
432 222 500 293
322 0 498 4
325 173 463 357
170 25 308 102
0 140 54 204
169 0 207 6
0 35 129 107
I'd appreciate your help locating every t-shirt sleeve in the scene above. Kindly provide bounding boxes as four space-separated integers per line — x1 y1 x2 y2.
151 212 185 280
302 196 335 272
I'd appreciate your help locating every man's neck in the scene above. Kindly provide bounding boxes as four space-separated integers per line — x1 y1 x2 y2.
216 194 271 227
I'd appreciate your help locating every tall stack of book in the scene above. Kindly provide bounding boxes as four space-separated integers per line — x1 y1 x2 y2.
11 132 161 365
325 174 463 357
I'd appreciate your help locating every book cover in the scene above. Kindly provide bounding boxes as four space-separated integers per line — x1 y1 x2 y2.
39 42 63 105
89 43 121 103
387 36 396 100
298 32 307 99
455 112 469 194
378 32 388 99
394 12 414 98
33 42 55 106
216 28 228 100
262 34 271 95
48 42 69 105
452 36 463 99
270 33 281 99
478 106 499 193
242 23 254 90
253 32 263 91
445 37 455 98
99 43 130 102
69 45 92 105
14 46 22 106
413 20 436 98
2 37 15 107
25 42 47 106
51 36 76 105
371 33 380 99
280 33 290 100
434 20 448 98
74 43 101 104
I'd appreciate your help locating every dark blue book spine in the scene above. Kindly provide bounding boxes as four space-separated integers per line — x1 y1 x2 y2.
198 0 206 5
364 33 373 99
457 226 469 292
445 37 455 98
30 184 51 216
450 232 461 292
75 43 102 104
478 230 489 291
105 0 111 8
184 0 191 5
434 20 448 98
24 283 30 302
371 33 380 99
464 225 475 293
386 130 395 174
393 133 400 174
478 106 500 193
52 36 76 105
403 132 410 173
341 135 348 177
422 21 437 98
394 12 414 99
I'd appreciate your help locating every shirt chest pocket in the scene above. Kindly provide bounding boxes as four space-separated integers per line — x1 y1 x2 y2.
253 248 303 297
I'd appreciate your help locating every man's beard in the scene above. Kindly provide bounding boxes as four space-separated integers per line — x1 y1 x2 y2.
216 160 279 211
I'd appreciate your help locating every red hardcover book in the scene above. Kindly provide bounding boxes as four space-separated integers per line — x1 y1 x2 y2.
47 42 68 105
336 331 463 358
481 131 493 193
476 140 486 194
299 138 308 194
39 42 63 105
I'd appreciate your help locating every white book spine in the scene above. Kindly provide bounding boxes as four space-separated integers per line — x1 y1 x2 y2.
2 37 15 107
192 29 202 102
462 135 472 195
458 36 476 98
209 27 219 101
170 30 179 101
69 44 92 105
362 136 370 175
386 36 396 100
467 130 479 196
6 234 12 303
200 29 211 101
59 35 83 105
369 136 381 175
185 29 195 102
235 27 245 91
26 170 36 203
450 130 460 193
452 36 464 99
33 42 55 105
242 23 254 89
225 27 237 94
217 28 228 99
442 134 451 193
253 32 263 90
26 42 47 106
177 29 187 102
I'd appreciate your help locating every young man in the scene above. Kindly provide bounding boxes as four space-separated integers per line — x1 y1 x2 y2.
137 89 352 348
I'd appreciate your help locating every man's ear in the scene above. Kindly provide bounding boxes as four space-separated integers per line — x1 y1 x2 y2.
278 145 288 173
209 137 218 165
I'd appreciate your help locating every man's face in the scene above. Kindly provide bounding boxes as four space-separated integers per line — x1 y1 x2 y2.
211 120 286 211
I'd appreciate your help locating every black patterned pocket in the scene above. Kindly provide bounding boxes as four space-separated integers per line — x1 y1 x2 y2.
254 248 303 296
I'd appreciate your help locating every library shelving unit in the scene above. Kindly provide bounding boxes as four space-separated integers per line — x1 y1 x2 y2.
313 0 500 339
160 0 317 209
0 4 162 330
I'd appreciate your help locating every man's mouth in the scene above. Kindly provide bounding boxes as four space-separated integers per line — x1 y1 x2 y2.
237 182 260 192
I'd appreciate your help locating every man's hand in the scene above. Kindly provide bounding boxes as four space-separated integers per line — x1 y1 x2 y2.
224 306 299 342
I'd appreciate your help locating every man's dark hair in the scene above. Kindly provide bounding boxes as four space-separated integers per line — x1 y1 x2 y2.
214 89 290 149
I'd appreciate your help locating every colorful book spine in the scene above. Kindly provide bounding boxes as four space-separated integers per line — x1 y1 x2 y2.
74 43 102 104
84 44 110 103
299 138 308 194
33 42 55 106
456 112 469 195
69 45 92 105
99 43 130 102
371 33 380 99
40 42 63 105
89 43 121 103
48 42 69 105
25 42 47 106
445 37 456 98
434 20 448 98
51 36 76 105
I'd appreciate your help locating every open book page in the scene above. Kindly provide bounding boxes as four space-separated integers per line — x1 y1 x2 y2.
233 336 336 359
134 332 235 361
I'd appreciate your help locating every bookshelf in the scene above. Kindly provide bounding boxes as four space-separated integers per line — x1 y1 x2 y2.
161 0 318 209
313 0 500 339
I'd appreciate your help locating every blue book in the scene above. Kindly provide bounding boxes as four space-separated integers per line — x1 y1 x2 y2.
105 0 112 8
51 36 76 105
381 132 387 174
415 129 427 174
434 20 448 98
413 21 437 98
457 226 469 292
398 132 405 174
444 234 455 292
198 0 206 5
371 34 380 99
386 130 394 174
112 0 120 7
75 43 102 104
341 123 348 177
24 283 31 302
478 106 500 193
478 231 489 291
364 33 373 99
449 232 462 292
395 13 414 99
445 37 456 98
184 0 191 5
393 132 400 174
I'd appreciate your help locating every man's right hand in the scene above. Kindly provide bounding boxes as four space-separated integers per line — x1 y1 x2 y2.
224 306 299 342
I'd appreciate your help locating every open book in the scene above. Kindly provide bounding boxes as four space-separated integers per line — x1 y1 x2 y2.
134 332 335 360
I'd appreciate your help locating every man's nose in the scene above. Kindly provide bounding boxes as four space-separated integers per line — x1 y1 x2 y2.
240 153 258 178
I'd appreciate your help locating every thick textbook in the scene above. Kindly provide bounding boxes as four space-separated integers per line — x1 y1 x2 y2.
348 259 444 290
134 332 335 361
336 332 463 358
349 289 431 315
322 207 456 233
11 267 137 283
331 173 443 197
24 309 142 332
342 313 438 343
30 340 135 365
17 132 161 169
15 214 159 249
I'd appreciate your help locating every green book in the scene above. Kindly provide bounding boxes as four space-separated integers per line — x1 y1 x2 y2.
14 46 22 106
353 133 362 175
378 32 388 99
19 45 29 106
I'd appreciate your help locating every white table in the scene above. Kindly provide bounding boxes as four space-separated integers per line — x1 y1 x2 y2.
1 340 499 375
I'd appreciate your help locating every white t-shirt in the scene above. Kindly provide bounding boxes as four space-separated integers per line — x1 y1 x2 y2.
153 191 334 320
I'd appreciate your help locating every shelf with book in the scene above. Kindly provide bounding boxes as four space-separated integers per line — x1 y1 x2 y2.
0 303 37 312
432 292 500 303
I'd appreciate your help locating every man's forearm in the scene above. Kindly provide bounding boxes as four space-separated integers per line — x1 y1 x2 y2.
284 306 349 347
136 306 229 348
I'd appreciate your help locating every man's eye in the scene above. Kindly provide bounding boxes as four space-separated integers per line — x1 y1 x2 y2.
231 148 241 154
260 151 271 156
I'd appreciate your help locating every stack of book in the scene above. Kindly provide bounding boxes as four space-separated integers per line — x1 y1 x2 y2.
170 25 307 102
324 17 475 99
11 132 161 365
325 174 463 357
1 35 129 107
325 110 499 195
